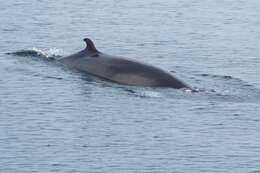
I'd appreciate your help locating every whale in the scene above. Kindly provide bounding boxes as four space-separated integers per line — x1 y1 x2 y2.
58 38 191 89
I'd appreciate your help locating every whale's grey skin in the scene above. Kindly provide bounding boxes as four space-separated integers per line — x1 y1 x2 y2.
58 38 190 89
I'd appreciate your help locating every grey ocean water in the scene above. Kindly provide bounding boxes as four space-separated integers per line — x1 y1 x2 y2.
1 0 260 172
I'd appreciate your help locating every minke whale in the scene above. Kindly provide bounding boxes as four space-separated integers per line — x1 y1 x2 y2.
58 38 191 89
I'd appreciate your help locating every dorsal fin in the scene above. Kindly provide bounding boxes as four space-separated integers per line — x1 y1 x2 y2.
83 38 98 52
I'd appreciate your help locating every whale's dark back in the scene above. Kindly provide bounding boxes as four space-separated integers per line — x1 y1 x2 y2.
58 38 190 89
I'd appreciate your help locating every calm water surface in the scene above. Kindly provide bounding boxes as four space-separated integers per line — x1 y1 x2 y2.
0 0 260 172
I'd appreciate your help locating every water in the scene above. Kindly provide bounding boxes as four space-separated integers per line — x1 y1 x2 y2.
1 0 260 172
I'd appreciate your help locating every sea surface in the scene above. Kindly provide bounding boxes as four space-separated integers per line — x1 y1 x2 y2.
1 0 260 172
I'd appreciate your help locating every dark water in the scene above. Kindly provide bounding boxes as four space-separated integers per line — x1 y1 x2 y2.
1 0 260 172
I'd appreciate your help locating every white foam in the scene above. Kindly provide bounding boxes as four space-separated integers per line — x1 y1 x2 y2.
138 90 162 98
32 47 63 59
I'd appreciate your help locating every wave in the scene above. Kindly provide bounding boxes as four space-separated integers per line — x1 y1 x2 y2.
6 47 63 60
193 73 260 103
198 73 234 80
197 73 255 87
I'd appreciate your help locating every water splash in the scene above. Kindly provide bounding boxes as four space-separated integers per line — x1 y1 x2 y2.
6 47 63 60
123 87 163 98
31 47 63 59
137 90 162 98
